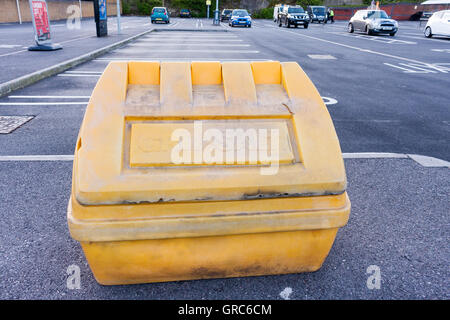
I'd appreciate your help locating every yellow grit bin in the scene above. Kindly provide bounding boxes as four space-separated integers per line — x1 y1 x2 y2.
67 61 351 285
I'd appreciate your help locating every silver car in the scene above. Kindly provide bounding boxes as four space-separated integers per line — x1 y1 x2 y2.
348 10 398 36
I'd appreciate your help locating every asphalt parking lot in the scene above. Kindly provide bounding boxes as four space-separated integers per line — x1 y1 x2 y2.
0 18 448 299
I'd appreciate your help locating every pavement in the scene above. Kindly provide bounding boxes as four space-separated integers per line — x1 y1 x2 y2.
0 18 448 299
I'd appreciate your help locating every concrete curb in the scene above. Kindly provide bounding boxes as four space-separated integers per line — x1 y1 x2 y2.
0 29 155 98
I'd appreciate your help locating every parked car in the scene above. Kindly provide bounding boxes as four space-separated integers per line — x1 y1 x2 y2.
307 5 327 23
273 4 286 22
179 9 191 18
424 10 450 38
229 9 252 28
221 9 233 21
348 10 398 36
151 7 170 24
278 5 309 28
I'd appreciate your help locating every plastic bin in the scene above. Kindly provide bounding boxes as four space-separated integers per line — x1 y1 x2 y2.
67 61 350 285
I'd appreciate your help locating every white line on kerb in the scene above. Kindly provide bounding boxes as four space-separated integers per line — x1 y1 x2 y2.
0 153 448 167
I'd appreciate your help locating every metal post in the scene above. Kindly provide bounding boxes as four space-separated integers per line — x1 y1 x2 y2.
117 0 121 34
79 0 83 19
213 0 219 25
16 0 22 24
207 5 210 19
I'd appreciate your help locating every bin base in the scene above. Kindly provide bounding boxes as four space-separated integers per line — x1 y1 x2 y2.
81 228 339 285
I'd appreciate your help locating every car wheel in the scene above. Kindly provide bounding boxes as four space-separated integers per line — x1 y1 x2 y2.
424 26 432 38
286 20 290 28
249 24 252 28
389 32 396 37
348 23 354 33
366 26 372 35
304 23 308 29
324 20 327 24
278 19 282 27
295 24 298 28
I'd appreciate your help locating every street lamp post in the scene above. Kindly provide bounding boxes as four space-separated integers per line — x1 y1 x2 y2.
213 0 219 25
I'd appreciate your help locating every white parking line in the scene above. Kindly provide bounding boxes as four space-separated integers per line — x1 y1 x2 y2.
1 153 448 167
129 43 251 47
0 102 88 105
8 95 90 99
57 74 101 77
115 49 260 53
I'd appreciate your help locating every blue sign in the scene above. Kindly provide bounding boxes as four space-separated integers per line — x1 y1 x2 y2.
99 0 107 20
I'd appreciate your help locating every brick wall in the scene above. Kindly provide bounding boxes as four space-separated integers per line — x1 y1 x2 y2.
1 0 121 24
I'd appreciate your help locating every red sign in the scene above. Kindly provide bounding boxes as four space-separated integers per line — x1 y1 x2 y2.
31 0 50 41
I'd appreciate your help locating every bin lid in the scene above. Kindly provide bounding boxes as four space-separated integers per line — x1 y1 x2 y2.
74 61 346 205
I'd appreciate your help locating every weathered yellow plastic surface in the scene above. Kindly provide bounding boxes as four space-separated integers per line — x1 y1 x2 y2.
67 61 351 285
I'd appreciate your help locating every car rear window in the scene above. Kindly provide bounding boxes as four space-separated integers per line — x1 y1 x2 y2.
153 8 165 13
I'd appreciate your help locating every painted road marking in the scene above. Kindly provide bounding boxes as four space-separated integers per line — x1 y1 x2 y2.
95 58 272 61
279 288 293 300
431 49 450 53
0 45 23 49
322 97 338 105
64 71 103 74
8 95 90 99
1 153 448 167
279 28 448 71
129 43 251 47
57 74 101 77
308 54 336 60
328 32 416 44
384 62 449 73
137 39 244 42
115 48 260 53
0 102 88 106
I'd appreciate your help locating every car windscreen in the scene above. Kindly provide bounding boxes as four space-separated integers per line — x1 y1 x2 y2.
367 10 389 19
153 8 165 13
312 7 325 15
288 7 305 13
232 10 249 17
181 9 189 12
224 10 232 14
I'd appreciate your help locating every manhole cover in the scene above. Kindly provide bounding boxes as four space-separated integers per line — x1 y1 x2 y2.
0 116 34 134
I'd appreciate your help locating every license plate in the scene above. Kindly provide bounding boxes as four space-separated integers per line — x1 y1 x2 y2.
156 18 162 20
382 27 392 30
239 21 245 23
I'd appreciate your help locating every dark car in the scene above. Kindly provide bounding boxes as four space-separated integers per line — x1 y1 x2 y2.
221 9 233 22
307 6 327 23
180 9 191 18
278 5 309 28
348 10 398 36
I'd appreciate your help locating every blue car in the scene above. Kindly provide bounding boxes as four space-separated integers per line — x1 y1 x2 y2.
229 9 252 28
151 7 170 24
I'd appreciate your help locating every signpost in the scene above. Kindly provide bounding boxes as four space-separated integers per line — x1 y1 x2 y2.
206 0 211 19
28 0 62 51
94 0 108 37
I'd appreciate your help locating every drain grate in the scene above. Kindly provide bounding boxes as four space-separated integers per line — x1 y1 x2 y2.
0 116 34 134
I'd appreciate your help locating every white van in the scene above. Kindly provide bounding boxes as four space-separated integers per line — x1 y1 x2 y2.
274 4 287 22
